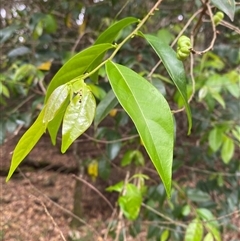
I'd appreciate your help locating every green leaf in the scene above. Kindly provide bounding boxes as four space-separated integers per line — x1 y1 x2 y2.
0 83 10 98
106 181 124 192
187 189 211 202
211 0 235 21
94 89 118 128
61 85 96 153
184 219 203 241
118 183 142 220
43 14 57 33
90 17 138 82
198 86 208 100
47 98 69 145
121 150 144 167
45 43 113 101
226 82 240 98
43 84 69 124
232 126 240 142
196 208 219 228
0 24 20 44
88 84 106 100
94 17 138 45
182 205 191 216
160 229 170 241
203 232 214 241
211 92 225 108
208 127 223 152
106 61 174 197
205 223 222 241
221 136 234 164
6 109 47 181
142 33 192 134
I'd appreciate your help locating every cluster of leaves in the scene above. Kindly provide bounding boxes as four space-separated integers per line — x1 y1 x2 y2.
1 0 239 240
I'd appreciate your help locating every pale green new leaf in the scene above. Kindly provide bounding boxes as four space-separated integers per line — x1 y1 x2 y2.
47 98 69 145
45 43 113 101
203 233 214 241
106 61 174 197
118 183 142 220
184 219 203 241
61 85 96 153
142 33 192 134
6 109 47 181
211 0 235 21
94 89 118 128
43 84 69 123
161 230 170 241
221 136 234 164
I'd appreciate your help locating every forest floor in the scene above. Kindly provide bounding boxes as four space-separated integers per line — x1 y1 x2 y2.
0 132 239 241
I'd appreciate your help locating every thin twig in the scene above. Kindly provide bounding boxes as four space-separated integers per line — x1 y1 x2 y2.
191 3 217 54
18 169 101 237
183 165 240 177
114 171 130 241
148 8 203 78
141 203 187 228
8 94 35 114
220 20 240 34
72 174 114 211
114 0 131 20
31 196 67 241
103 208 118 240
81 133 139 144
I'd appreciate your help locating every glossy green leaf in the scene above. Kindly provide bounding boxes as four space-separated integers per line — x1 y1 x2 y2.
90 17 138 82
43 84 69 124
94 89 118 128
61 85 96 153
6 109 47 181
142 33 192 134
94 17 138 45
45 43 113 101
47 98 69 145
208 127 223 152
221 136 234 164
211 0 235 21
106 61 174 197
118 183 142 220
184 219 203 241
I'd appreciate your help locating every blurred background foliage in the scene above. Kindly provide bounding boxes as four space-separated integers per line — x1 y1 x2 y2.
0 0 239 240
